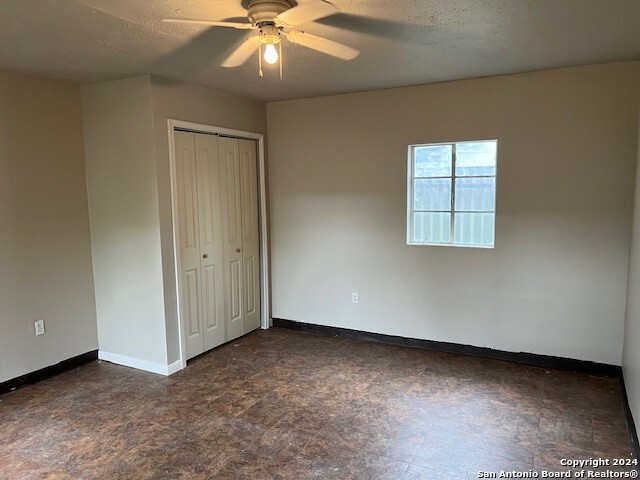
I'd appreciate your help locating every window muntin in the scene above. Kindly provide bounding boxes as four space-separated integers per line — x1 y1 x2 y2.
408 140 497 248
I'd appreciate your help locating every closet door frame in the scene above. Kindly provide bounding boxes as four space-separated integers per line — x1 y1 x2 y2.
167 119 270 370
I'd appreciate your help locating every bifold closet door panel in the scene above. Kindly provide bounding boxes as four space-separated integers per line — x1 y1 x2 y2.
175 131 205 359
239 139 260 332
194 133 226 350
218 137 245 341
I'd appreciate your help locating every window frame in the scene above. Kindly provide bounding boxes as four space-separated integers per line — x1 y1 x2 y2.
406 139 498 249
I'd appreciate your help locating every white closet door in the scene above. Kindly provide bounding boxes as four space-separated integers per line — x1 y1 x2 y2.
195 133 226 351
218 137 245 341
239 139 260 332
175 131 205 359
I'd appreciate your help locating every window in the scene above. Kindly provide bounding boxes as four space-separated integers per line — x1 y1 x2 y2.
407 140 497 248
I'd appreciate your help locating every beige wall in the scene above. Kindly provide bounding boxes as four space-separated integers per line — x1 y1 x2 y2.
0 70 97 382
623 109 640 431
81 75 168 367
267 61 640 365
150 77 267 363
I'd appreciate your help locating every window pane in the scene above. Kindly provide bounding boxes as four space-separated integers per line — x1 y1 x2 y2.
413 212 451 244
414 145 452 177
456 141 496 176
414 178 451 211
454 213 494 246
454 177 495 212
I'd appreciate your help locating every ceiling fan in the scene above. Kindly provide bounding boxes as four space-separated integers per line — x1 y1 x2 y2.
162 0 359 76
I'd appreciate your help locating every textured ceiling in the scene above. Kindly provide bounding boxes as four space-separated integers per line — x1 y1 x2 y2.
0 0 639 101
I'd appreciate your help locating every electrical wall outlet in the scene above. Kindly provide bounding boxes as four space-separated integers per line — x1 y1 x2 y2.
352 292 359 304
34 319 45 336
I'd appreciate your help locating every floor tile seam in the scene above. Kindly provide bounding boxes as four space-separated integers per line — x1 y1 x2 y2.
360 440 423 466
226 398 263 420
405 433 429 466
241 366 279 384
534 426 596 451
434 414 488 430
417 431 485 450
247 422 320 464
270 427 324 471
392 460 411 477
300 426 335 455
480 418 539 433
168 387 227 403
146 419 186 437
478 434 538 452
170 375 228 388
471 444 536 470
537 412 594 429
432 417 488 434
351 453 412 478
409 446 479 476
252 413 291 440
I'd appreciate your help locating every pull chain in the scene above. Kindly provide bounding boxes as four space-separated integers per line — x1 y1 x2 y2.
279 42 283 80
258 44 264 78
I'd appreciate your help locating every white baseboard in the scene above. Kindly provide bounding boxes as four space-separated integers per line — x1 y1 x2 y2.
166 359 183 375
98 351 183 376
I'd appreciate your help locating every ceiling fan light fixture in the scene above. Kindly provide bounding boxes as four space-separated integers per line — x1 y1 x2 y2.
259 23 281 67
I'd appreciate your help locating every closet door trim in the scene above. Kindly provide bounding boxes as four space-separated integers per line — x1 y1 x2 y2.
168 119 270 371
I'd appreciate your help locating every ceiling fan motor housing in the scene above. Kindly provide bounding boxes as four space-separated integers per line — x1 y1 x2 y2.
260 24 281 44
248 0 291 25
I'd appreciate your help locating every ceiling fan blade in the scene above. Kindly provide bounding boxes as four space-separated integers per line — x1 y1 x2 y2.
276 1 338 26
161 18 256 29
221 35 262 67
284 31 359 60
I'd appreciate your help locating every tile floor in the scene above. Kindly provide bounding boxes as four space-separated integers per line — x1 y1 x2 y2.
0 328 637 479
